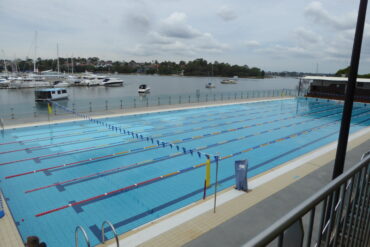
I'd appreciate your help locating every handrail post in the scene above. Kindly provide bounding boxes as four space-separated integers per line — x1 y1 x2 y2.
332 0 368 180
75 226 90 247
101 220 119 247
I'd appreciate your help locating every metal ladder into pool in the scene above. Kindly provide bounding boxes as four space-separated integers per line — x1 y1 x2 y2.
75 220 119 247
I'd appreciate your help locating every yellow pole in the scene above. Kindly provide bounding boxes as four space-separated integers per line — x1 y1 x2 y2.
206 158 211 187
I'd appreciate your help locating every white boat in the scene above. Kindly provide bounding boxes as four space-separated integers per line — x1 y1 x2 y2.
100 78 124 87
78 73 106 86
35 88 68 101
221 75 238 84
138 84 150 93
0 78 10 88
205 82 216 88
220 79 237 84
8 75 52 88
53 80 71 87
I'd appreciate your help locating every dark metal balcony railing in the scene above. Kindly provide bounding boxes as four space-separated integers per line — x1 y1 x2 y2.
244 152 370 247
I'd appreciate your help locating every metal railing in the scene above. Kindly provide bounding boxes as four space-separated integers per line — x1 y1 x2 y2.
101 220 119 247
244 152 370 247
75 226 90 247
0 89 300 120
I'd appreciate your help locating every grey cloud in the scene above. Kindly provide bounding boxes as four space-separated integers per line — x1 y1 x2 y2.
304 1 355 30
125 14 151 33
294 28 321 44
217 6 237 21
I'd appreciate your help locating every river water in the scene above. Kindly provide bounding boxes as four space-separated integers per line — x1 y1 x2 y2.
0 75 299 119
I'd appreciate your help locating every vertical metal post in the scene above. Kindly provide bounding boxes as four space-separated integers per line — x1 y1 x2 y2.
213 156 219 213
332 0 368 180
179 95 181 104
105 100 108 111
158 97 160 106
10 108 14 119
89 102 92 112
188 95 190 103
33 107 36 118
134 98 136 108
120 100 123 109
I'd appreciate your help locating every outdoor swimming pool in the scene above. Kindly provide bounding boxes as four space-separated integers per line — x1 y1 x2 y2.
0 97 369 246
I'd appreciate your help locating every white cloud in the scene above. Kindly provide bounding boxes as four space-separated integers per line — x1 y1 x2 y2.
217 6 237 21
160 12 201 39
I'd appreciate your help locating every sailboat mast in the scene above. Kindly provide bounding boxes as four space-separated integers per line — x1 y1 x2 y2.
33 31 38 73
57 43 60 74
71 54 74 74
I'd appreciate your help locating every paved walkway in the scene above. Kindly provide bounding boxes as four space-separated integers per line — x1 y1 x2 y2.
184 139 370 247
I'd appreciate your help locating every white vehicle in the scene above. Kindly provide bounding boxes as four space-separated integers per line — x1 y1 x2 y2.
138 84 150 93
35 88 68 101
100 78 124 87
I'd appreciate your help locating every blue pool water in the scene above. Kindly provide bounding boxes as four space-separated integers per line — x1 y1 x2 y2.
0 98 369 246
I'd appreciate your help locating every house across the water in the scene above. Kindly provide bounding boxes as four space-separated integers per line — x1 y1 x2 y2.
302 76 370 103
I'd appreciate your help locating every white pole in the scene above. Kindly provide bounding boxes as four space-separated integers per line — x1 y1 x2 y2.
213 155 219 213
57 43 60 74
34 31 38 73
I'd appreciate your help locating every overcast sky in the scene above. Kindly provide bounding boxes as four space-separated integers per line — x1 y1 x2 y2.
0 0 369 73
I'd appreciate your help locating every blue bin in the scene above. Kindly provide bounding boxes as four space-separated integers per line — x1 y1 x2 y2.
234 160 248 191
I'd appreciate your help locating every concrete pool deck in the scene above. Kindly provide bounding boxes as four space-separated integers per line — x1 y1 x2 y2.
0 97 369 247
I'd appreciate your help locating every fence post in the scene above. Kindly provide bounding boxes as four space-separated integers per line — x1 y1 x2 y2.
206 94 208 102
10 108 14 119
105 100 108 111
89 102 92 112
33 107 37 118
72 103 75 112
158 97 160 106
120 100 123 109
146 98 149 107
221 93 223 101
179 95 181 104
134 98 136 108
188 95 190 103
169 96 171 105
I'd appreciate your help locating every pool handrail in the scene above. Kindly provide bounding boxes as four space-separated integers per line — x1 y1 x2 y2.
75 226 90 247
101 220 119 247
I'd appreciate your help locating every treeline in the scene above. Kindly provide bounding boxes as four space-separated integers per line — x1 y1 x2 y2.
1 57 265 77
335 66 370 78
